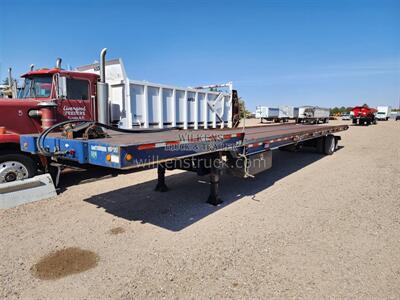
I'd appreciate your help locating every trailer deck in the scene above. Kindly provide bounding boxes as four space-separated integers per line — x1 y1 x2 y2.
21 124 348 169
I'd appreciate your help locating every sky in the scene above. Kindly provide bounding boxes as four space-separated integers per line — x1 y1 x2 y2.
1 0 399 111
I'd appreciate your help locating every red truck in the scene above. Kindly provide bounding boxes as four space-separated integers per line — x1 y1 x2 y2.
0 52 105 183
350 106 377 126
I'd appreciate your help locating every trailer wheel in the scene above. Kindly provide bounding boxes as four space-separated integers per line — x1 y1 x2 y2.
0 153 36 183
323 135 335 155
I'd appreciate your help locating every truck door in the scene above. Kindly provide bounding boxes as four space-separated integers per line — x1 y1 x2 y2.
57 77 93 121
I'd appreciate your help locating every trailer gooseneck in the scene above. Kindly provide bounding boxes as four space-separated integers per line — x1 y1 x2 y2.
20 121 348 205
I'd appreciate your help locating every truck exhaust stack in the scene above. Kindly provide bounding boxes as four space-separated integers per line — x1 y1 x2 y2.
97 48 109 125
8 68 12 89
56 58 62 69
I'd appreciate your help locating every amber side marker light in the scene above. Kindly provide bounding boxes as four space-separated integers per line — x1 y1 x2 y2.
106 154 111 161
125 154 133 161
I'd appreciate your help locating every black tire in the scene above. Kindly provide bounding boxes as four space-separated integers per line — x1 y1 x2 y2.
323 135 335 155
0 153 37 183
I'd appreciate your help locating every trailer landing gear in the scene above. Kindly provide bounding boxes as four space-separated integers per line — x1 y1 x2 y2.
155 160 223 205
207 160 223 206
155 164 169 192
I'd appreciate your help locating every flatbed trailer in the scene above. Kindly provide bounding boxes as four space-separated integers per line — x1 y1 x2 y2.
20 123 348 205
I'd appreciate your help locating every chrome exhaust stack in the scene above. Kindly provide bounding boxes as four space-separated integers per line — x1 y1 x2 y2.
97 48 109 125
8 68 12 89
7 68 17 98
56 58 62 69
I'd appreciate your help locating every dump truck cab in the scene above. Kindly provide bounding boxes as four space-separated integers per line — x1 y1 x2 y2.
2 68 99 134
0 64 100 183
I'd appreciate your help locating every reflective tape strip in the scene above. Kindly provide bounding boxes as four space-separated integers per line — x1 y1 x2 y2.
138 143 156 150
247 142 263 148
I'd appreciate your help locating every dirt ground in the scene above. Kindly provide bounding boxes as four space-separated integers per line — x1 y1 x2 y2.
1 119 399 299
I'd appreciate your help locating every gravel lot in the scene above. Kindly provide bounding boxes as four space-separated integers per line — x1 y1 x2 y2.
1 119 399 299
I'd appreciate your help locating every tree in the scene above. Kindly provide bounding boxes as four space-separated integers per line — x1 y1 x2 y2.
239 99 251 119
330 106 353 115
330 107 340 115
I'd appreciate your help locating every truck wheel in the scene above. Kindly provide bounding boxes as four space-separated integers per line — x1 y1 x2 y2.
0 153 36 183
323 135 335 155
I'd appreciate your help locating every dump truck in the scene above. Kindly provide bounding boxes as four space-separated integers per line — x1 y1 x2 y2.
350 106 377 125
0 49 240 183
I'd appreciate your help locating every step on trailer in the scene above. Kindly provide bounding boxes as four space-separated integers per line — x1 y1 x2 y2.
20 122 348 205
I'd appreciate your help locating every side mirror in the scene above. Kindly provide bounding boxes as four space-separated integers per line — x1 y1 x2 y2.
57 76 67 99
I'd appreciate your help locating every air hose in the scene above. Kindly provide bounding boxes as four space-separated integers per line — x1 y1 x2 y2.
36 119 181 156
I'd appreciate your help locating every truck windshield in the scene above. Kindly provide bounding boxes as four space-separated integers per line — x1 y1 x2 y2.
21 76 53 98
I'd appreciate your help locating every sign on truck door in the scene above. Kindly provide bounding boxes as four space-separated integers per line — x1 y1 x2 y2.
57 78 93 120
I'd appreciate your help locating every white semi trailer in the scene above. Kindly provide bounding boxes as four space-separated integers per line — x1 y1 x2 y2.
297 106 330 124
77 59 239 129
278 106 299 122
255 106 279 123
